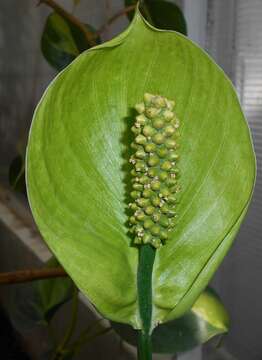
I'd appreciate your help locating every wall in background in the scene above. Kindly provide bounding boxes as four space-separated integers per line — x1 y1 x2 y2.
0 0 53 174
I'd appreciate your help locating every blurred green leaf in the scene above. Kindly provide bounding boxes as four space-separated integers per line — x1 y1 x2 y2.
112 287 229 353
41 13 78 71
9 257 75 332
61 351 75 360
72 0 81 6
125 0 136 20
9 155 26 195
68 22 100 53
41 12 100 71
34 257 75 325
125 0 187 35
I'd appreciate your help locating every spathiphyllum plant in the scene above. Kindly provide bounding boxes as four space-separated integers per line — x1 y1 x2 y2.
26 7 256 359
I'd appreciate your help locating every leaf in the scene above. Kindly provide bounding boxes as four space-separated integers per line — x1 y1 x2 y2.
124 0 136 21
68 22 100 54
41 12 99 71
9 155 26 195
33 257 75 324
9 257 75 330
26 9 255 331
41 13 78 71
125 0 187 34
112 287 229 353
72 0 81 6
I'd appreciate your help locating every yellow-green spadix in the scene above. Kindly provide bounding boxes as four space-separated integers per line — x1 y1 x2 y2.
129 94 180 248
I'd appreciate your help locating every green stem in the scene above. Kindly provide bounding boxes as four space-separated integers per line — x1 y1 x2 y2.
67 326 112 356
51 285 78 360
13 162 25 189
60 285 79 347
137 244 156 360
47 323 58 347
68 318 106 348
38 0 96 47
138 330 152 360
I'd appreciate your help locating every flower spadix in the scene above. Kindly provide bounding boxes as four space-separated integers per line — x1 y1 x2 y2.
129 94 180 248
26 8 255 331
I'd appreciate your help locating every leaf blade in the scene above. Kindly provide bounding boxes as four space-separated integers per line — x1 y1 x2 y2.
41 12 99 71
34 257 75 324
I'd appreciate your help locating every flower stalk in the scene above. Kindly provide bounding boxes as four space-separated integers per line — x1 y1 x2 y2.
137 244 155 360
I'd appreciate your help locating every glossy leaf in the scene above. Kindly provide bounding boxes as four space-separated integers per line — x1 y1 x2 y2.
41 12 99 71
125 0 187 34
26 10 255 331
112 287 229 353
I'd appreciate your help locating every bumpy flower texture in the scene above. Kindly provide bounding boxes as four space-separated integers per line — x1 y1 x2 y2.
129 93 180 248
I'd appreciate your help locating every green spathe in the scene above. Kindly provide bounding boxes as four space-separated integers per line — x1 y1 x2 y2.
26 9 256 331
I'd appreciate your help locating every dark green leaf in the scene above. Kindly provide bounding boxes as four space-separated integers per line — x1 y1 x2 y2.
69 23 100 54
34 257 75 324
41 13 79 71
9 155 26 195
9 257 75 331
112 287 229 353
125 0 137 20
125 0 187 35
72 0 81 6
41 12 100 71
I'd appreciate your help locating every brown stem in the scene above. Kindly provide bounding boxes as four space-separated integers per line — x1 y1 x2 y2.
38 0 97 47
97 4 136 36
0 267 68 285
38 0 136 43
